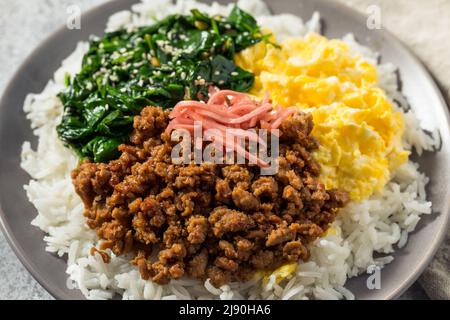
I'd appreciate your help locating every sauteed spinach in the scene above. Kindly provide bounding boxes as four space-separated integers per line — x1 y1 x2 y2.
57 6 269 162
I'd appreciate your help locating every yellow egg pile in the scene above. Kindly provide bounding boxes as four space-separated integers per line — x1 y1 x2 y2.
235 33 409 200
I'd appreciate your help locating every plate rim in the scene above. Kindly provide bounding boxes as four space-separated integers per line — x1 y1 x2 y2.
0 0 449 300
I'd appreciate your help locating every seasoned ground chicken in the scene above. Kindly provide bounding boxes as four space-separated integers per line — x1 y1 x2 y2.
72 106 349 287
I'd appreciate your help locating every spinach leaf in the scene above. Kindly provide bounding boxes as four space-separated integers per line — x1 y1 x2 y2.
81 136 123 163
57 6 269 162
228 6 259 34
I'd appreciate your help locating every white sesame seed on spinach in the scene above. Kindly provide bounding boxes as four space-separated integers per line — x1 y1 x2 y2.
57 6 275 162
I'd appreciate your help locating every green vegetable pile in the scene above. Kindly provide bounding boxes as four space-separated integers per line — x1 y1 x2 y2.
57 6 270 162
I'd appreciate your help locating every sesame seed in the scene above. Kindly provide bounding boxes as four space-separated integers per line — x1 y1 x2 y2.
195 78 206 85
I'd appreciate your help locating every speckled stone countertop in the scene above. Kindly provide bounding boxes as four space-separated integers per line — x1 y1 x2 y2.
0 0 441 300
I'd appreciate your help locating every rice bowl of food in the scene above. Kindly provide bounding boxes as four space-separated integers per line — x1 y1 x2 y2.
0 0 449 300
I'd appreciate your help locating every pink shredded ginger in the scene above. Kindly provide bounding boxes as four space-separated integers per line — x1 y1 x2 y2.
165 88 296 167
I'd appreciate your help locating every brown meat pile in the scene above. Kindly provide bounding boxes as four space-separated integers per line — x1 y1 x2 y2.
72 106 349 287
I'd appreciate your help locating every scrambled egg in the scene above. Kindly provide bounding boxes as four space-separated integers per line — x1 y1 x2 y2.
235 33 409 200
261 263 298 285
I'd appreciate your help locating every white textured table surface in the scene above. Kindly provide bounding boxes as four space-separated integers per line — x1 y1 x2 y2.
0 0 440 300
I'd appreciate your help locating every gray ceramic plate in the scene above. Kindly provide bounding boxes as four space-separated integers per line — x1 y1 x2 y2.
0 0 449 300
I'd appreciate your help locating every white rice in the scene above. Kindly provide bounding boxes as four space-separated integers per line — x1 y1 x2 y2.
20 0 438 300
